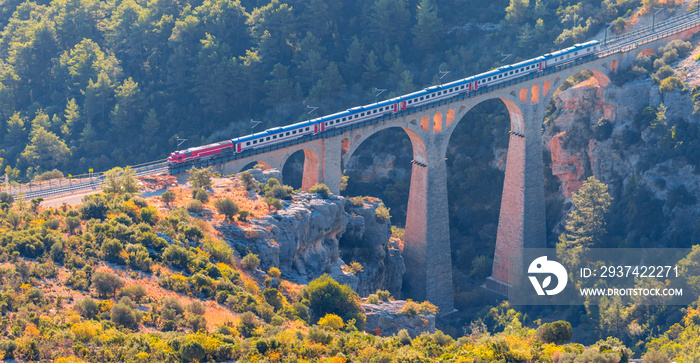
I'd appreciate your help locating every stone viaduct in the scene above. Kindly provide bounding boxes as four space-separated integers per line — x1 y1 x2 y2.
179 17 700 313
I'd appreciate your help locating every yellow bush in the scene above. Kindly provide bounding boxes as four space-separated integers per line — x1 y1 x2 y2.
318 313 344 331
244 279 260 294
71 321 101 342
55 357 88 363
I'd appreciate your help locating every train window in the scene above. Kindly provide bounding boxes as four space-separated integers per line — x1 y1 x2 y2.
293 130 296 134
574 52 578 55
246 142 250 146
286 132 290 136
307 127 310 131
266 137 270 141
361 112 365 116
273 135 277 139
253 140 257 144
342 117 346 121
373 110 377 114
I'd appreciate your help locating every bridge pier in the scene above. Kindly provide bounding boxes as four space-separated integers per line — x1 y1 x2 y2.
487 102 547 294
403 130 455 314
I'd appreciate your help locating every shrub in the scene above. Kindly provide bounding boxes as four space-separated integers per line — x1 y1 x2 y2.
376 290 392 301
140 206 158 225
188 301 206 315
187 315 207 332
397 329 412 345
75 298 99 318
214 198 239 221
375 203 391 222
111 303 138 328
119 284 147 303
79 195 107 220
264 197 283 211
643 350 671 363
163 245 190 270
237 210 251 222
50 242 64 263
432 330 454 346
267 267 281 279
266 185 294 200
306 274 365 328
161 191 176 206
162 297 185 315
240 253 260 270
309 183 331 198
186 200 204 214
535 320 573 344
400 301 420 316
366 294 380 304
180 340 206 362
0 192 14 205
187 166 215 189
391 226 405 241
420 301 438 315
342 261 363 274
263 288 285 311
91 272 124 298
659 76 683 93
318 313 344 330
191 188 209 202
239 171 255 190
65 216 81 233
101 238 124 263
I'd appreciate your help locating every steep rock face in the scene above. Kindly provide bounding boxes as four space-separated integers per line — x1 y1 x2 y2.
544 59 700 243
362 300 435 337
340 199 406 297
216 182 406 296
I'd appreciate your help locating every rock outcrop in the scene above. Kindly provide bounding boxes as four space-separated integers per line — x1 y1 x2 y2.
544 48 700 243
362 300 435 337
339 198 406 297
216 177 405 296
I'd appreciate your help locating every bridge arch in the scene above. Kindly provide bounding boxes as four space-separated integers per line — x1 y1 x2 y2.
451 96 525 138
281 146 322 191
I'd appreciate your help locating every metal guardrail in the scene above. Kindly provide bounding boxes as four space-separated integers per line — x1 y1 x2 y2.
5 160 168 200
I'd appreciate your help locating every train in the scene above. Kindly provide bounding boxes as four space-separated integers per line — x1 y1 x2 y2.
167 40 600 167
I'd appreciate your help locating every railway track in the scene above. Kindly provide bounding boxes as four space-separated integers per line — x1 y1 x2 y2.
3 161 168 201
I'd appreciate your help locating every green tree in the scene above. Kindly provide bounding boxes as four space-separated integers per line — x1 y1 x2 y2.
102 166 139 194
110 77 145 136
20 127 71 170
557 176 612 268
188 166 215 189
160 192 178 209
412 0 442 52
535 321 572 344
214 198 239 221
163 245 190 270
505 0 531 25
111 302 138 328
305 274 366 328
91 272 124 298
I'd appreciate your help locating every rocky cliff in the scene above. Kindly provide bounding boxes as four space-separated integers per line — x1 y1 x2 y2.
543 45 700 245
216 170 406 297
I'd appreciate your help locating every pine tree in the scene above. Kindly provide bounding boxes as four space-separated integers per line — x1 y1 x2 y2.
557 176 612 268
412 0 442 53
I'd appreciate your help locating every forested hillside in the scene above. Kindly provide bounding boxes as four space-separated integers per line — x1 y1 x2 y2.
0 0 651 181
